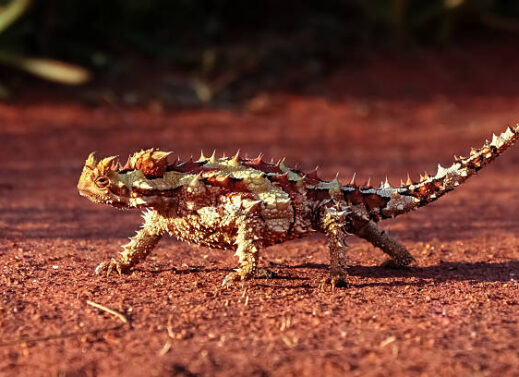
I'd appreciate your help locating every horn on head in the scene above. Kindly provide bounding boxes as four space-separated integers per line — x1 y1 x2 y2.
85 152 97 169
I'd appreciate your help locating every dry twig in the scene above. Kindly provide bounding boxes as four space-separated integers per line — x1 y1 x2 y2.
86 300 128 324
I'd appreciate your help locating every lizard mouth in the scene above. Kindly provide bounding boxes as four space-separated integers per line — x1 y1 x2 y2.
78 187 127 208
78 189 104 204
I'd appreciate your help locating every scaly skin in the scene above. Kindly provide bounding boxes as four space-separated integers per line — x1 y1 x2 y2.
78 125 519 287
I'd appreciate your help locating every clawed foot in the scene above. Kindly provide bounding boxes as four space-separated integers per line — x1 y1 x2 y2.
221 268 276 288
95 258 131 276
318 273 349 291
222 268 258 288
222 271 244 288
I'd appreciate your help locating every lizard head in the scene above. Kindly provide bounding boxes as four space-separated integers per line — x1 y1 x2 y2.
78 149 175 209
78 152 130 208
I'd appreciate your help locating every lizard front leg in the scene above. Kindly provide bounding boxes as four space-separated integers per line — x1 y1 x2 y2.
95 209 166 276
355 220 414 268
222 216 264 287
320 205 350 289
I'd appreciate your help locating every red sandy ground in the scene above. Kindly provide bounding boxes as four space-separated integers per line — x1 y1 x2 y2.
1 41 519 377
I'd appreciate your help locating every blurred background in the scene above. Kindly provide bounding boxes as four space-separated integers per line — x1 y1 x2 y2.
3 2 519 376
1 0 519 105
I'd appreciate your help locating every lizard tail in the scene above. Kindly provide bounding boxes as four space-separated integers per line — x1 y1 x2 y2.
378 124 519 219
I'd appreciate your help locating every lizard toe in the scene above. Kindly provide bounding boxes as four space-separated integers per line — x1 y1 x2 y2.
95 258 129 277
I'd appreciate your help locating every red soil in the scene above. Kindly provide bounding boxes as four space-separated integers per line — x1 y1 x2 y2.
1 41 519 377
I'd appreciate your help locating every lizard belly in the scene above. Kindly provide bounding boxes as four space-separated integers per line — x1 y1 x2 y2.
167 211 238 250
168 213 310 249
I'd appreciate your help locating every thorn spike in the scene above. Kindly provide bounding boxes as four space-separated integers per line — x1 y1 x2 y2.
279 158 287 171
85 152 97 169
209 150 217 163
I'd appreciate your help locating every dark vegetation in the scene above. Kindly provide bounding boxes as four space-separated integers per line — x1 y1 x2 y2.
2 0 519 102
10 1 519 60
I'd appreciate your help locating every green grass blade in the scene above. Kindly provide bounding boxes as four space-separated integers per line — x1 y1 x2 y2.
0 51 91 85
0 0 31 35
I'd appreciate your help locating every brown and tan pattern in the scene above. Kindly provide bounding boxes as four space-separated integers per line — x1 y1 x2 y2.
77 124 519 287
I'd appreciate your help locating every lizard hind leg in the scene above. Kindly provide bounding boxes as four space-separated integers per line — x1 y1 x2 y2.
320 205 351 289
355 220 414 268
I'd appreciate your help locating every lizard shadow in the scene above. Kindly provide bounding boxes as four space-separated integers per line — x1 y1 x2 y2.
144 265 309 281
143 261 518 289
276 260 519 286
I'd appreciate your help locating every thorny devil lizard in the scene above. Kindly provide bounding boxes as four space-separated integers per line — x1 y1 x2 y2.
78 125 519 288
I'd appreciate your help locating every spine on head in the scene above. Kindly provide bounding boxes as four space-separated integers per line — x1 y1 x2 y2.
382 124 519 218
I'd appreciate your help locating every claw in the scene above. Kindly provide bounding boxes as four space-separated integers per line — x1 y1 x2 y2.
95 261 106 275
95 258 128 277
221 271 243 289
221 268 258 289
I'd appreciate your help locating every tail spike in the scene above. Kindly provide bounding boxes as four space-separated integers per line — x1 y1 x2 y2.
406 173 412 185
436 163 447 178
349 172 356 185
505 126 516 138
491 133 499 146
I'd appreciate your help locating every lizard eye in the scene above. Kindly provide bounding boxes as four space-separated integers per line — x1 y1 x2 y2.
95 176 110 188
